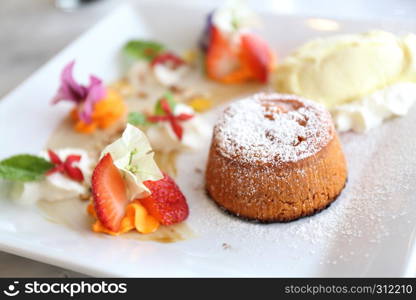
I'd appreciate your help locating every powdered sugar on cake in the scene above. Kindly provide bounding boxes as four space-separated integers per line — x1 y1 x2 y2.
214 93 334 164
172 99 416 275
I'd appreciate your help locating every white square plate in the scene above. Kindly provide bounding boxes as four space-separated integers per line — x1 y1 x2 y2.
1 2 416 277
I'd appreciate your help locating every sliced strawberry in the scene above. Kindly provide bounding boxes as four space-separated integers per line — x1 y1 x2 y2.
92 153 128 232
140 173 189 225
205 26 248 83
150 52 185 69
205 26 273 84
45 150 84 182
47 149 62 165
45 164 64 176
63 155 84 182
147 98 194 141
240 33 274 83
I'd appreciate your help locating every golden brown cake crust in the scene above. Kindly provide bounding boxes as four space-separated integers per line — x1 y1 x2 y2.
205 93 348 222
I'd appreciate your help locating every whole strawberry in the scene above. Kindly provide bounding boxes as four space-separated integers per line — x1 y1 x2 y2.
140 173 189 225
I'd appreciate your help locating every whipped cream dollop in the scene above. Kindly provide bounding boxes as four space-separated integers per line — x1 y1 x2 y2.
129 60 189 91
13 148 92 205
146 103 211 153
153 63 189 86
101 124 163 200
332 82 416 133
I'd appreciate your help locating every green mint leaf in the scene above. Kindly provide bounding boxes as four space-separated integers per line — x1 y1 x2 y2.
128 112 149 126
123 40 165 62
154 92 177 116
0 154 54 182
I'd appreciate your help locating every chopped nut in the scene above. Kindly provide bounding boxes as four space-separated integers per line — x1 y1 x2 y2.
109 78 134 97
169 85 184 94
182 49 198 64
79 193 91 201
137 91 148 99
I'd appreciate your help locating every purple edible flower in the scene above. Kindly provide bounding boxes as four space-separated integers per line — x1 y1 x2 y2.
52 61 87 104
198 11 214 53
52 61 106 124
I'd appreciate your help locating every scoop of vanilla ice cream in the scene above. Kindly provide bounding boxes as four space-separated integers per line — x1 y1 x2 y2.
276 31 416 108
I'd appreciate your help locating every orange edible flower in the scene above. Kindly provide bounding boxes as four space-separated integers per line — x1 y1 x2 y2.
87 200 160 236
72 89 127 134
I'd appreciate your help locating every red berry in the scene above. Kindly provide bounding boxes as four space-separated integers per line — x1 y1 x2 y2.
140 173 189 225
206 26 241 81
240 33 274 83
150 52 185 68
64 155 84 182
46 150 84 182
92 153 128 232
47 149 62 165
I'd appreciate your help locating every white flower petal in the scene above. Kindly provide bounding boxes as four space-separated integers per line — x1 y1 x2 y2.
101 124 163 200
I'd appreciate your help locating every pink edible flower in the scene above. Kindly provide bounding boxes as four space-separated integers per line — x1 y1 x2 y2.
52 61 106 124
78 75 106 124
